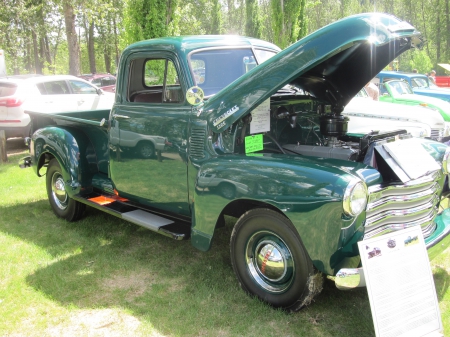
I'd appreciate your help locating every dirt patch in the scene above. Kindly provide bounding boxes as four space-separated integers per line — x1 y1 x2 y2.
45 309 142 337
99 271 156 303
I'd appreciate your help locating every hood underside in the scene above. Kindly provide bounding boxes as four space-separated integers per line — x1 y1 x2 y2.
204 13 423 133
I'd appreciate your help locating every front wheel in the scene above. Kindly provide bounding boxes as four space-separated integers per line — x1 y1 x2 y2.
230 208 322 311
46 158 85 221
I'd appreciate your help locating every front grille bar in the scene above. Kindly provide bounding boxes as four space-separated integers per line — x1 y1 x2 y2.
364 171 443 239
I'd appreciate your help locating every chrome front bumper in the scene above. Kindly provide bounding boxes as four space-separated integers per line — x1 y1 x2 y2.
335 207 450 290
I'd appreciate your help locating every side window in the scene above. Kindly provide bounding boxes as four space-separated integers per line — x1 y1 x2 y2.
68 80 98 94
254 49 277 64
92 78 102 86
131 58 182 104
101 77 116 86
38 81 70 95
144 59 179 86
379 83 389 95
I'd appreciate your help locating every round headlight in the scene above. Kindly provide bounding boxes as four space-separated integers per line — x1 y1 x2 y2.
419 128 429 138
343 179 368 216
443 148 450 174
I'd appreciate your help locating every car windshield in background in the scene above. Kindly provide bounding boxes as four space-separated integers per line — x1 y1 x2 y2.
91 76 115 87
411 77 429 88
189 48 277 97
386 81 414 96
68 80 98 94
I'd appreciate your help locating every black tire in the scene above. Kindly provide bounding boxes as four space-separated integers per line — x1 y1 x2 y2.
230 208 322 311
46 158 85 221
137 141 155 159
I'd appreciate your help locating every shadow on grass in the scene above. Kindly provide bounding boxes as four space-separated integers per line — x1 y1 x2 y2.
2 200 447 336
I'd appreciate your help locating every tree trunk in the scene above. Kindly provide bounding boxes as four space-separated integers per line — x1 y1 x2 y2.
446 0 450 63
63 0 80 75
104 45 111 73
32 30 43 74
436 0 441 65
43 36 52 67
113 16 120 69
88 21 96 74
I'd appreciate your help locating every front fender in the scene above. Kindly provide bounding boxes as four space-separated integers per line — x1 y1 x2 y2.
32 126 98 196
191 154 378 274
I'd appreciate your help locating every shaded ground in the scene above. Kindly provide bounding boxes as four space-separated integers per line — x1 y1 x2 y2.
6 137 28 155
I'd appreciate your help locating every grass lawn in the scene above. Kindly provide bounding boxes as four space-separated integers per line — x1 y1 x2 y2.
0 139 449 336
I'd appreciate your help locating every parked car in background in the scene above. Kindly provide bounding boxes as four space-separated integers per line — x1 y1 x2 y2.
436 64 450 88
378 79 450 124
78 73 116 92
376 71 450 102
343 88 449 141
0 74 114 139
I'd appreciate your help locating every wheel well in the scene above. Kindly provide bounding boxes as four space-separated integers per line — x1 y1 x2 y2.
137 140 155 148
219 199 286 226
37 152 55 177
217 181 235 189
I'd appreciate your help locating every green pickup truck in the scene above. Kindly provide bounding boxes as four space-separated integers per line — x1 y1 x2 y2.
22 13 450 312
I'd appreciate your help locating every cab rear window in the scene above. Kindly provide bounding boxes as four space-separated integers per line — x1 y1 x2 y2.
0 82 18 97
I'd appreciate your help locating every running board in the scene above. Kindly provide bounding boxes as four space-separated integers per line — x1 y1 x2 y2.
73 193 190 240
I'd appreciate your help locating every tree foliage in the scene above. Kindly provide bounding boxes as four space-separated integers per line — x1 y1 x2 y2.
0 0 448 75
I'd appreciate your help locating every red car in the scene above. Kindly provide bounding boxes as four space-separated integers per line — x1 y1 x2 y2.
78 73 116 92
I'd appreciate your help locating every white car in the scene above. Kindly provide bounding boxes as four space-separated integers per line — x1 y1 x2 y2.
343 88 449 141
0 74 115 139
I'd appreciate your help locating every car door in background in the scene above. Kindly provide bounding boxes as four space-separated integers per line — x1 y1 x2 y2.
35 80 78 112
67 79 114 111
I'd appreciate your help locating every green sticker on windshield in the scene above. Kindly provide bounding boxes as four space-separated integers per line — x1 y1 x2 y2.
245 134 263 154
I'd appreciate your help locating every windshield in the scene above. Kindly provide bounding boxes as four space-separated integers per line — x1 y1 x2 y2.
411 77 429 88
355 88 370 98
385 80 414 96
189 48 277 97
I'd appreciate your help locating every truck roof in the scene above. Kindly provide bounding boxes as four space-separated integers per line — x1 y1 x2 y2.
123 35 282 58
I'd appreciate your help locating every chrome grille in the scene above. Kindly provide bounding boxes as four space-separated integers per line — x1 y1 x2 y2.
364 171 442 239
189 127 206 159
430 128 443 140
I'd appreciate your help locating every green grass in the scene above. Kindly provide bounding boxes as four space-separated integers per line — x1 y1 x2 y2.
0 147 449 336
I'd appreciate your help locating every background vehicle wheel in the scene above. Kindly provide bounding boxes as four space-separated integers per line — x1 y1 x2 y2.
230 208 322 311
46 158 85 221
137 141 155 159
218 182 236 199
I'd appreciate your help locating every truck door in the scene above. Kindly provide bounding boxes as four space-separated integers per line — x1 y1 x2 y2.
109 53 190 217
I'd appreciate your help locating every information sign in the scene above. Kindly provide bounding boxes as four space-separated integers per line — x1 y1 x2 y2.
358 226 443 337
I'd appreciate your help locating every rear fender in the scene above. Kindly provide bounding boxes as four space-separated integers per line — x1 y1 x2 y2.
32 126 98 197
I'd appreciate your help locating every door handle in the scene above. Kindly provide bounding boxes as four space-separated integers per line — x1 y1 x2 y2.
113 114 130 119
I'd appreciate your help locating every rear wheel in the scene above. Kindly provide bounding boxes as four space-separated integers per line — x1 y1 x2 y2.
46 158 85 221
230 208 322 311
137 141 155 159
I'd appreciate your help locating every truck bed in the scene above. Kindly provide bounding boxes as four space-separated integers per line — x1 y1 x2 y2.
26 109 110 126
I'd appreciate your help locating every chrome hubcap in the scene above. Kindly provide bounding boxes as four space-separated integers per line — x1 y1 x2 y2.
246 231 294 293
51 172 68 210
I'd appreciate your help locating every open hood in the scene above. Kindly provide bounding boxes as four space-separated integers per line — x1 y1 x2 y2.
203 13 422 133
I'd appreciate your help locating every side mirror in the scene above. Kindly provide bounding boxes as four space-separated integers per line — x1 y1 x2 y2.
97 88 103 95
